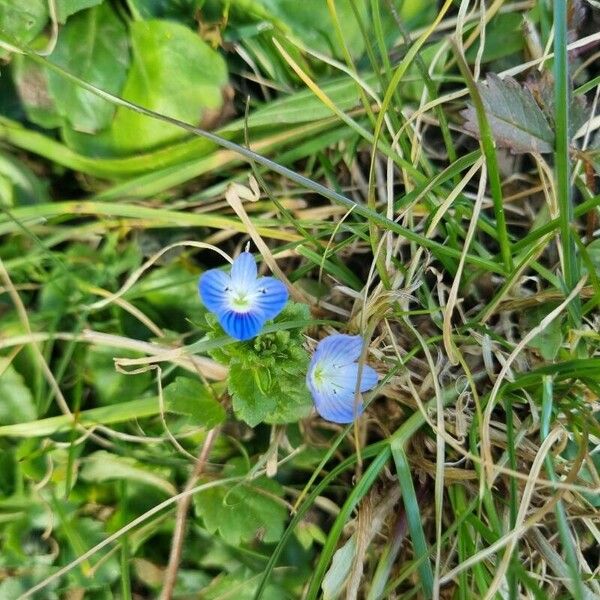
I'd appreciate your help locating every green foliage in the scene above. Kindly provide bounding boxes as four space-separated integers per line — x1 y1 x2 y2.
12 54 62 128
110 19 228 152
0 151 48 205
207 302 313 426
193 457 287 545
56 0 103 24
126 0 199 22
79 451 176 495
462 74 555 154
0 1 598 598
0 1 47 53
252 0 366 59
84 347 152 406
524 305 563 361
163 376 226 428
47 3 129 132
0 360 36 424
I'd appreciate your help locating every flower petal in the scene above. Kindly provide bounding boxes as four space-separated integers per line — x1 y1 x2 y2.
230 252 257 290
314 334 363 367
198 269 231 314
329 364 379 394
306 336 378 424
218 309 265 341
254 277 288 320
307 374 364 424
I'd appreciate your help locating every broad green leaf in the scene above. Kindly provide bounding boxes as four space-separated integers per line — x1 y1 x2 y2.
0 1 47 55
79 450 177 495
110 19 228 152
252 0 365 59
12 54 62 128
84 346 152 406
47 4 129 132
0 360 36 425
462 74 554 154
126 0 198 22
193 458 287 545
228 362 277 427
0 151 49 205
199 567 284 600
55 0 103 23
524 305 563 361
464 13 525 64
163 376 226 428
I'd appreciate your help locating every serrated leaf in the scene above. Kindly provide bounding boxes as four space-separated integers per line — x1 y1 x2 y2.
199 567 284 600
212 302 313 426
193 458 287 545
47 4 129 132
79 451 177 496
228 362 277 427
163 376 226 428
264 368 312 424
0 360 36 425
462 74 554 154
525 72 590 139
110 19 228 152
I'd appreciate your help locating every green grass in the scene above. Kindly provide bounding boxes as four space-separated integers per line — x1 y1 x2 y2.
0 1 599 599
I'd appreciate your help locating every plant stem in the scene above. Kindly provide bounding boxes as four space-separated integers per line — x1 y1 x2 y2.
161 427 220 600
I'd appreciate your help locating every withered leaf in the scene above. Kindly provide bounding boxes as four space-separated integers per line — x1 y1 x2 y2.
461 73 554 154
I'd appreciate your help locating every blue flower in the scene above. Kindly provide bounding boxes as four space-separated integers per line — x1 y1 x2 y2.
306 334 379 424
199 252 288 341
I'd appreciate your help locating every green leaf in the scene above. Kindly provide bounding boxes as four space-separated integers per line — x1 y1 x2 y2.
55 0 103 24
0 360 36 425
110 19 228 152
525 73 590 139
0 1 48 56
524 305 563 361
252 0 365 59
126 0 198 22
79 450 177 495
84 346 152 406
12 53 62 128
210 302 313 426
228 362 277 427
193 458 287 545
462 74 554 154
0 151 49 205
586 239 600 275
47 4 129 132
263 364 312 424
163 376 226 428
199 567 284 600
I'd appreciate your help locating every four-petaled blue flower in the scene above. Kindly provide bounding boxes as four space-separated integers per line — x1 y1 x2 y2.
199 251 288 341
306 334 379 424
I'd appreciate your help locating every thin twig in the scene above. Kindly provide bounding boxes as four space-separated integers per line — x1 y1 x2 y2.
160 427 220 600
